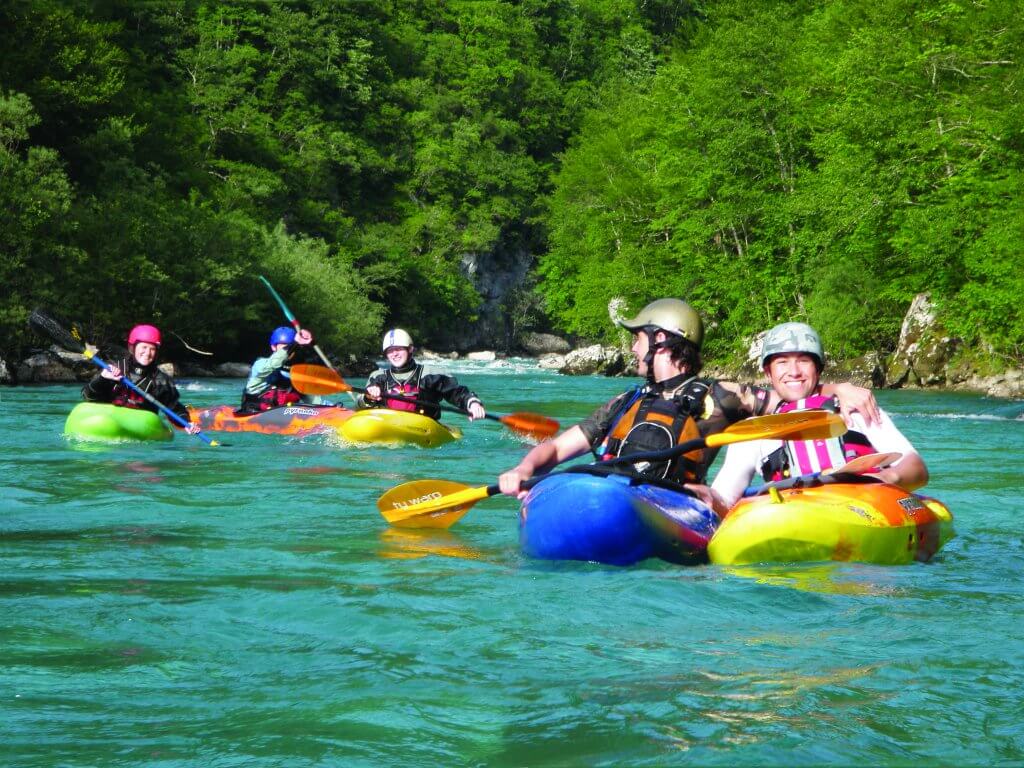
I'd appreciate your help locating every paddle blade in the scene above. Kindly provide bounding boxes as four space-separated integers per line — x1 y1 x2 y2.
28 308 86 354
708 411 846 449
291 364 350 395
499 412 560 440
823 451 901 476
377 479 491 528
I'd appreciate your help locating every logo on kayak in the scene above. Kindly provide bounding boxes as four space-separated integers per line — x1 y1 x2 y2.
391 491 442 509
846 504 873 520
897 496 926 516
284 407 320 417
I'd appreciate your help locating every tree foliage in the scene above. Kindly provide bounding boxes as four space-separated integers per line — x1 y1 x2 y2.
540 0 1024 363
1 0 1020 368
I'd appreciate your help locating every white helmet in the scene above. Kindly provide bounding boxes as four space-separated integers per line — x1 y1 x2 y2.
760 322 825 370
382 328 413 351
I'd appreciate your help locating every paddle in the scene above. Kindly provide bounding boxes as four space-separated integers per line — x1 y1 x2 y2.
290 363 560 440
822 451 901 476
377 410 846 528
28 309 222 447
259 275 336 372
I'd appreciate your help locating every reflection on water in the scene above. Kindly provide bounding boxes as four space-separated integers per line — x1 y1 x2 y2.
720 563 907 597
377 527 483 561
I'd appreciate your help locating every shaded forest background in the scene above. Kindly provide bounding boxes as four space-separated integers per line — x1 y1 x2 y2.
2 0 1021 367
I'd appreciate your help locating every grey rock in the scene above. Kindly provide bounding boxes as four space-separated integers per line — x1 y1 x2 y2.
0 357 11 384
520 332 571 355
466 350 497 362
560 345 626 376
17 352 77 383
828 353 888 389
214 362 252 378
537 353 565 370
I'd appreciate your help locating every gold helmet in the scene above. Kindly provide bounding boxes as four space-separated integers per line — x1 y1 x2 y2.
617 299 704 347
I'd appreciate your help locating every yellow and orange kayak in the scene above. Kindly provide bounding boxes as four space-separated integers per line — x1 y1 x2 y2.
337 408 461 448
186 404 354 435
708 481 954 566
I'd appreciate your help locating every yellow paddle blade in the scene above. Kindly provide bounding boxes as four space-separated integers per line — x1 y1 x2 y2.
707 411 846 449
498 412 560 440
377 478 494 527
823 451 902 476
290 364 350 395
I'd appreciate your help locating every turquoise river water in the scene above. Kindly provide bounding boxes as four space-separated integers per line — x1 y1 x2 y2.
2 360 1023 766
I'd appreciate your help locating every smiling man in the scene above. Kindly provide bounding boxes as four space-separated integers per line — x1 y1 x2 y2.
708 322 929 514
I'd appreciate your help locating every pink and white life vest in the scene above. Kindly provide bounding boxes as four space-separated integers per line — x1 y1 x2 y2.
760 395 875 481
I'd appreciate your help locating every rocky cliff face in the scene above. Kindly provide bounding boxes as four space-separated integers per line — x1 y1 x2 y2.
432 243 534 353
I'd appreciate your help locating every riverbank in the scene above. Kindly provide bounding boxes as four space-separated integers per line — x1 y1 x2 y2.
4 295 1022 398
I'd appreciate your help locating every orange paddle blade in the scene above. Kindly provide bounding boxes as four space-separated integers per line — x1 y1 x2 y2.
290 364 351 395
824 451 902 476
498 412 560 440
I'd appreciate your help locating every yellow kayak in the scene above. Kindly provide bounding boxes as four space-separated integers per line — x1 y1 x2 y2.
337 408 461 448
708 480 954 566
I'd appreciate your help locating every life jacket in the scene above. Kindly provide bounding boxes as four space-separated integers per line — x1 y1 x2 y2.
759 394 875 481
110 364 158 411
243 367 301 412
383 365 423 413
601 378 712 484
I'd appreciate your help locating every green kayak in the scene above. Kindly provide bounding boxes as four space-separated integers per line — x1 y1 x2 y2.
64 402 173 442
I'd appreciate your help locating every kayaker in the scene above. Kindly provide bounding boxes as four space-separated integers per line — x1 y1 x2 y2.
81 324 199 433
498 299 879 498
238 326 322 414
706 321 928 515
359 328 486 422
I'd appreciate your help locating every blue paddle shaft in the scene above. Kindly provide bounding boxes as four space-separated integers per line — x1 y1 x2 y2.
86 352 217 446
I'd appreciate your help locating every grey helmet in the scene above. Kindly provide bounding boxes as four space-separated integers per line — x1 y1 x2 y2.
617 299 704 347
759 322 825 370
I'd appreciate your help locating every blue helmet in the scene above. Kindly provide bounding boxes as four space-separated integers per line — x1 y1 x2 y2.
269 326 296 347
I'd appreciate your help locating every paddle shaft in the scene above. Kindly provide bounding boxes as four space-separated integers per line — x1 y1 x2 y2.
83 351 219 447
259 275 335 371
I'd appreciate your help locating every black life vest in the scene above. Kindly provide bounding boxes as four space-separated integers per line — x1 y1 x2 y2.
383 365 425 413
602 378 712 484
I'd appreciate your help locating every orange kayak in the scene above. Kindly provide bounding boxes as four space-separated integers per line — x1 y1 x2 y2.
708 480 955 566
186 404 354 435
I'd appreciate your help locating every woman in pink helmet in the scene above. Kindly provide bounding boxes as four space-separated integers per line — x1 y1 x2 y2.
81 324 195 429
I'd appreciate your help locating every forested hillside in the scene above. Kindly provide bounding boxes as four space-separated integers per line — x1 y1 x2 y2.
2 0 1021 367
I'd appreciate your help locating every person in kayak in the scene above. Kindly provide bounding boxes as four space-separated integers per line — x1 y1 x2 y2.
81 323 199 433
498 299 879 498
359 328 486 422
705 322 928 514
238 326 322 414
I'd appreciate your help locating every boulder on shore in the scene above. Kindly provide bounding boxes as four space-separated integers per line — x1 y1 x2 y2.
16 352 79 383
0 357 11 385
887 293 961 387
520 332 571 355
559 345 627 376
214 362 251 378
537 353 565 370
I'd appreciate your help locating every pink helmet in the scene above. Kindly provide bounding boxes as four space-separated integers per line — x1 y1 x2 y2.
128 324 162 347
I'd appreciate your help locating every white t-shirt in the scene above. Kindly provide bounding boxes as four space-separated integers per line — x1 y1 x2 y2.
710 408 919 508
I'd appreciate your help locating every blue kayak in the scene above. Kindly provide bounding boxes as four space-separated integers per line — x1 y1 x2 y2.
519 471 719 566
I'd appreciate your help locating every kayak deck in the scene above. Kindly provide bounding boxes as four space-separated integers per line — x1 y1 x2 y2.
337 408 461 448
520 470 718 566
64 402 173 442
708 479 955 566
187 404 354 435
